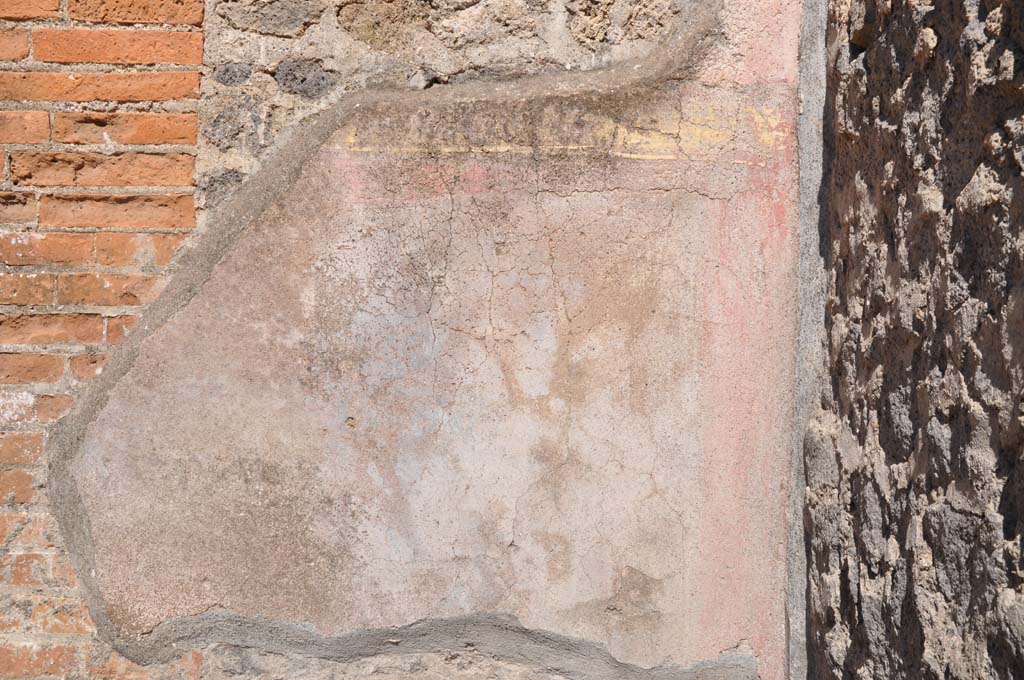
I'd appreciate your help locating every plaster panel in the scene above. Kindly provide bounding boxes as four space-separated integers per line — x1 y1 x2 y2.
55 4 804 679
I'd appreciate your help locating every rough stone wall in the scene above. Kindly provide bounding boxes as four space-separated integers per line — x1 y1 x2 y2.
806 1 1024 678
196 0 680 209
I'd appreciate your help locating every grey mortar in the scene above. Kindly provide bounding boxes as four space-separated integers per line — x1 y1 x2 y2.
789 0 829 677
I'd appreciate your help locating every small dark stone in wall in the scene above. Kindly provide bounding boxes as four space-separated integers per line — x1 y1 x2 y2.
274 59 336 98
200 169 246 208
217 0 327 38
203 95 261 151
214 63 253 86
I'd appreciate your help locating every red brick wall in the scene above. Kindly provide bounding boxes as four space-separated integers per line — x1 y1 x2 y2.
0 0 203 676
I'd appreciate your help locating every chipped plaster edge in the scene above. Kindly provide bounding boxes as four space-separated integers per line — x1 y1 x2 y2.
44 2 750 678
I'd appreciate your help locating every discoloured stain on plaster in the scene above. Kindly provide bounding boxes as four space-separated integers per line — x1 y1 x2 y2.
74 91 796 671
47 1 807 679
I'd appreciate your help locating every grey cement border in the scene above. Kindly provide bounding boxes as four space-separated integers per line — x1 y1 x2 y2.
112 612 760 680
41 1 806 677
788 0 828 678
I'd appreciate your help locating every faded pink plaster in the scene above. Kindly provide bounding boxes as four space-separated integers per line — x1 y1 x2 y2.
698 0 802 86
694 132 799 680
66 1 806 675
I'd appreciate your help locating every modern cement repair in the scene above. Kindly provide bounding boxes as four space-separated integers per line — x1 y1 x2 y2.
47 1 820 679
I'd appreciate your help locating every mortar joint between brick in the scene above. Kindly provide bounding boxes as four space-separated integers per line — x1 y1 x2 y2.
27 226 192 235
0 62 201 73
0 102 199 114
0 302 152 312
16 185 194 196
0 265 169 275
0 631 96 643
0 348 77 356
2 144 197 154
41 22 203 32
0 345 106 356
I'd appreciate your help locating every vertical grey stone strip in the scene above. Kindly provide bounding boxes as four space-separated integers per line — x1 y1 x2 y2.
791 0 829 678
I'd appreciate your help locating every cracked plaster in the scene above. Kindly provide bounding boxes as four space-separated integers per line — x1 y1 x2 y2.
46 1 816 679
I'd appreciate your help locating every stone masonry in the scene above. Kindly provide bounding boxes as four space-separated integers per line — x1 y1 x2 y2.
805 0 1024 678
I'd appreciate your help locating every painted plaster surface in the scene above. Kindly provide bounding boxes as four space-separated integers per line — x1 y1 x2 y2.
57 2 805 679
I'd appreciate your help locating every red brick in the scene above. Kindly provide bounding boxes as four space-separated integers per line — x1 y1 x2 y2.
18 515 54 547
34 28 203 65
0 232 94 266
58 273 160 306
0 273 54 305
0 31 29 62
0 432 43 465
86 647 200 680
53 112 197 145
70 353 107 380
0 643 75 678
0 0 59 20
106 315 138 344
0 354 63 384
96 232 186 266
0 193 36 224
50 552 77 587
0 394 39 424
31 596 93 633
0 111 49 144
70 0 204 25
0 512 55 548
0 313 104 344
0 553 45 586
0 511 25 543
0 605 17 633
152 233 187 265
34 393 75 422
12 152 195 187
0 469 33 504
0 71 200 102
96 233 138 266
0 392 71 424
41 194 195 229
86 646 149 680
0 594 93 634
97 234 138 266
